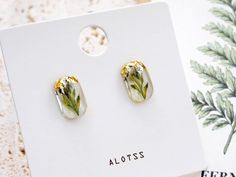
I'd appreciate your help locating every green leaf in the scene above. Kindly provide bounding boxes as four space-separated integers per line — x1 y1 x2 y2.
130 84 140 91
221 90 235 97
212 120 229 130
231 0 236 9
72 89 76 98
191 60 236 95
62 94 71 107
143 83 148 98
203 116 219 127
60 83 81 116
77 95 80 103
211 84 228 92
225 68 236 92
129 71 148 99
210 7 236 25
130 75 142 88
191 92 198 102
194 104 204 114
206 91 214 107
139 73 144 85
204 23 236 46
191 91 233 127
76 95 80 111
197 90 206 104
210 113 224 118
199 106 214 118
216 93 225 114
225 98 234 123
209 0 232 6
198 42 236 67
191 61 228 91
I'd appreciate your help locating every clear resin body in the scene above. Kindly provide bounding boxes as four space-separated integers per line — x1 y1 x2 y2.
121 60 153 103
54 76 87 119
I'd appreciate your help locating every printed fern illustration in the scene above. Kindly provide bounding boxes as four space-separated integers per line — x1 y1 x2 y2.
191 0 236 154
191 91 236 154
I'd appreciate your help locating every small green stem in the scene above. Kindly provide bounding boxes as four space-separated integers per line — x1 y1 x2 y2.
223 128 234 154
223 120 236 154
138 86 146 99
137 83 145 98
131 78 146 99
137 87 145 99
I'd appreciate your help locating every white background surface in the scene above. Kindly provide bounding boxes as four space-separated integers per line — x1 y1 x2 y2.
0 3 206 177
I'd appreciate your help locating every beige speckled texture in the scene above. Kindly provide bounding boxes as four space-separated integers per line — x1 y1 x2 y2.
0 121 30 177
0 0 150 177
79 25 108 56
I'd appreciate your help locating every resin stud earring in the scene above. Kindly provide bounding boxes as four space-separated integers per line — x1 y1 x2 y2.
54 76 87 119
121 60 153 103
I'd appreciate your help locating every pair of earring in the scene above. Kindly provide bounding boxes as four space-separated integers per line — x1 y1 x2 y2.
54 60 154 120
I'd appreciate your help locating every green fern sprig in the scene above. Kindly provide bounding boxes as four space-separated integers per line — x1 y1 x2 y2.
210 7 236 25
61 82 80 116
209 0 231 5
192 91 236 154
204 23 236 46
191 60 236 96
198 42 236 67
209 0 236 12
129 70 148 99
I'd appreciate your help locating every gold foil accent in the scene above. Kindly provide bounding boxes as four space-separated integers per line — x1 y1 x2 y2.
54 76 79 90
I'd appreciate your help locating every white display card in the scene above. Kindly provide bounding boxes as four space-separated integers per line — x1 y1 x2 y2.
0 3 206 177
